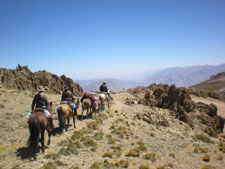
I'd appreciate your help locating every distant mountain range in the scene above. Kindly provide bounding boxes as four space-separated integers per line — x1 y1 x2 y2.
76 63 225 92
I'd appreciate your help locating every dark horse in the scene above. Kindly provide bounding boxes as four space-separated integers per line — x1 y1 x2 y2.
27 102 52 160
57 99 79 133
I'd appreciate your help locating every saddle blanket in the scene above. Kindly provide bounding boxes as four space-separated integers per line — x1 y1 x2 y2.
26 109 52 120
60 101 77 110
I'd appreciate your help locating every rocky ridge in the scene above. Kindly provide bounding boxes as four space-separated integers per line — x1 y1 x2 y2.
0 64 83 96
127 84 225 137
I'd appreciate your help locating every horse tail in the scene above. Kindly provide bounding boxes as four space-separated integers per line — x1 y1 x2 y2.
30 117 40 160
57 107 65 131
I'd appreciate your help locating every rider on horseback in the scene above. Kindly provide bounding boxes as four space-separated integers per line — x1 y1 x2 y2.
100 81 113 100
61 86 77 115
31 86 54 129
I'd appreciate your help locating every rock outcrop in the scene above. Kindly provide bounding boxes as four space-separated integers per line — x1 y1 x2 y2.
128 84 225 137
0 64 83 96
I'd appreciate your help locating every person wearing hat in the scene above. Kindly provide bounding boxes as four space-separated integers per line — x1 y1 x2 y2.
61 86 74 102
61 86 77 115
31 86 54 129
100 81 108 93
100 81 113 100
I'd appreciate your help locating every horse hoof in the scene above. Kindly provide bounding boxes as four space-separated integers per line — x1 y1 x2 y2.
47 141 50 145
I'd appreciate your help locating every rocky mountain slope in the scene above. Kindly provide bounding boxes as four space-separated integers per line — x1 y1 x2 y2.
0 65 83 96
0 85 224 169
191 72 225 96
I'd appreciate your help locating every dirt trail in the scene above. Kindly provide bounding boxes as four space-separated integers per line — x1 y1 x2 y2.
0 89 225 169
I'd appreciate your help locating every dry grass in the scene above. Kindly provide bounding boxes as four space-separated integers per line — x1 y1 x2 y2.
192 134 214 144
41 162 57 169
202 154 210 162
139 164 151 169
216 155 223 160
102 152 113 158
126 148 140 157
137 141 148 151
142 152 157 162
201 165 216 169
115 159 129 168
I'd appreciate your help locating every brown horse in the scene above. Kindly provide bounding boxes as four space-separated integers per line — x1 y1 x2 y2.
98 93 110 111
57 99 79 133
28 102 52 160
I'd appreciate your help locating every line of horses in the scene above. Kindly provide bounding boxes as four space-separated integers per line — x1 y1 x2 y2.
27 92 111 160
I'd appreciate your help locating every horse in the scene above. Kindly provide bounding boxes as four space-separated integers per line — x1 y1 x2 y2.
98 92 110 111
57 98 79 133
27 102 52 160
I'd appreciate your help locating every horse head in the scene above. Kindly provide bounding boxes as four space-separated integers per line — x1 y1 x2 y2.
47 102 53 113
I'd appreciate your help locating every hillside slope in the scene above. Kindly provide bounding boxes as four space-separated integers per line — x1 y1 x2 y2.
191 72 225 96
0 87 224 169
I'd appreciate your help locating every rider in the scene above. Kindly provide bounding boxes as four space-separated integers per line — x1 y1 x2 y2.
61 86 77 115
100 81 113 100
31 86 54 129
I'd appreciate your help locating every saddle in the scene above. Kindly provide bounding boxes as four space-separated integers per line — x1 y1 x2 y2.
33 108 45 113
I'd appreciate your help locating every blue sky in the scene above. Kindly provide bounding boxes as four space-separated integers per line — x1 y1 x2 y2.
0 0 225 79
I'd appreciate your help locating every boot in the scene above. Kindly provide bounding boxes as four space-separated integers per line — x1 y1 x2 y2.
49 118 54 129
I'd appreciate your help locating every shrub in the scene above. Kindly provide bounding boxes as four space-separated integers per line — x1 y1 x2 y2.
58 143 79 156
192 134 214 144
45 153 60 160
93 131 104 140
115 160 129 168
108 136 116 144
201 165 216 169
102 152 113 158
41 162 57 169
126 148 140 157
137 141 147 151
139 164 151 169
142 152 157 162
202 154 210 162
217 155 223 160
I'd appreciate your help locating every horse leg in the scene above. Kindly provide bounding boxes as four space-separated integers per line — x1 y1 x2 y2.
40 129 45 153
47 127 51 145
73 114 76 128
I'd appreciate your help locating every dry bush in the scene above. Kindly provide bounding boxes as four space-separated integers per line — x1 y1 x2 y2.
216 155 223 160
55 160 65 166
137 141 148 151
126 148 140 157
202 154 210 162
115 159 129 168
90 160 115 169
192 134 214 144
69 165 80 169
108 136 116 144
58 143 79 156
93 131 104 140
201 165 216 169
102 152 113 158
44 153 60 160
87 121 99 130
218 141 225 153
142 152 157 162
41 162 57 169
112 125 128 138
139 164 151 169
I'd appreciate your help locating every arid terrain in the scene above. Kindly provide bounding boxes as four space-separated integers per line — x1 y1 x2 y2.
0 86 225 169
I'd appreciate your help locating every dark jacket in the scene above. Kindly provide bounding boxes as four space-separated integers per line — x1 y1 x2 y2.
61 89 74 102
31 94 49 111
100 84 108 92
